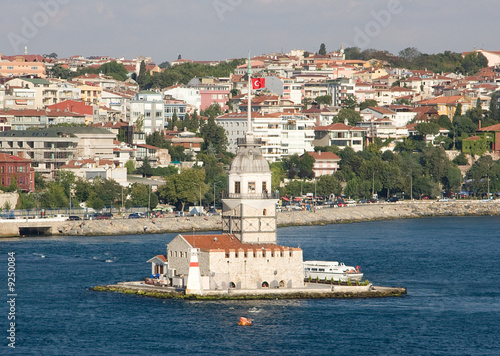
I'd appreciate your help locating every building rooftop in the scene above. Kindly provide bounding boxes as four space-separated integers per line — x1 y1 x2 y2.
180 234 301 253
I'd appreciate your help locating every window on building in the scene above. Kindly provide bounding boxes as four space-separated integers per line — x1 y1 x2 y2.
248 182 255 193
263 209 267 216
262 181 267 193
235 181 240 194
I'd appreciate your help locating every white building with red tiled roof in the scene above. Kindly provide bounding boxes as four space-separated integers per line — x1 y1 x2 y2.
313 123 367 152
59 158 128 185
306 151 340 177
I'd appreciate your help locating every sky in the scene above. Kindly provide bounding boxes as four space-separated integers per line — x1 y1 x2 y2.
0 0 498 63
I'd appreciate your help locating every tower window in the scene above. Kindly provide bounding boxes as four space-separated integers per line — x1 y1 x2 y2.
262 181 267 193
248 182 255 193
235 181 241 194
263 209 267 216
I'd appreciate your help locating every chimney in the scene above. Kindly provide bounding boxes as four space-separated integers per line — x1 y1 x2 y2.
478 120 481 130
318 151 321 156
18 152 24 159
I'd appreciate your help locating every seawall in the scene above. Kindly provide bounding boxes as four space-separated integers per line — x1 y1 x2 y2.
1 200 499 237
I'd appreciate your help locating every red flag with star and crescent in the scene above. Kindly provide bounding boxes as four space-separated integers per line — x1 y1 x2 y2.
251 78 265 89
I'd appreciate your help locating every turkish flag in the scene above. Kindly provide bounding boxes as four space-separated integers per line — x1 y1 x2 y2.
251 78 265 89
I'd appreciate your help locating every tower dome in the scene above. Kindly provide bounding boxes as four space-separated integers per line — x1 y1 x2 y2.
229 139 270 174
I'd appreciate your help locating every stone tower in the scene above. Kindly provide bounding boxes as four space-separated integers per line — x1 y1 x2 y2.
221 135 278 244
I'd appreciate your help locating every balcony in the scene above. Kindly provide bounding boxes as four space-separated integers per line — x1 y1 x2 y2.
223 192 278 200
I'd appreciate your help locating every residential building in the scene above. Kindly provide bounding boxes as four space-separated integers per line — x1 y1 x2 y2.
216 112 315 161
60 158 128 186
0 152 35 192
306 151 340 177
418 95 474 119
163 85 201 111
130 91 165 135
313 123 367 152
0 59 46 78
188 78 231 111
0 127 115 177
47 100 97 124
163 128 203 157
0 109 86 130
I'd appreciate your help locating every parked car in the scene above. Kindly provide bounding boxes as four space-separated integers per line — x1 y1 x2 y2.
128 213 142 219
95 213 113 220
83 213 97 220
175 211 186 217
387 196 400 203
68 215 81 221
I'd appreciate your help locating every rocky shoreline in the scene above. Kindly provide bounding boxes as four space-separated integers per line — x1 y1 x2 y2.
55 200 500 237
91 284 407 300
1 200 498 238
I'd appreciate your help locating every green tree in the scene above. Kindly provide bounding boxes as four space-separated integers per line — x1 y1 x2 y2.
443 166 463 192
200 116 227 155
158 169 208 211
87 190 105 210
137 157 153 177
489 92 499 122
454 103 462 118
201 103 223 119
98 61 129 81
341 95 357 110
318 43 327 56
297 154 315 179
359 99 378 111
315 95 332 106
336 108 362 125
129 183 158 208
41 182 69 209
316 174 342 197
35 172 46 191
125 160 136 174
136 60 150 89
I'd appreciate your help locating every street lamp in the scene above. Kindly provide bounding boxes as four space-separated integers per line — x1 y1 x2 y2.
194 183 202 214
213 181 220 209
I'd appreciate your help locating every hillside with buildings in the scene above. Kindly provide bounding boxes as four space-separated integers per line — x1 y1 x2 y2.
1 46 500 212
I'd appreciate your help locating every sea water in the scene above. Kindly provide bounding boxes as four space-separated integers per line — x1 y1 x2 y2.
1 216 499 355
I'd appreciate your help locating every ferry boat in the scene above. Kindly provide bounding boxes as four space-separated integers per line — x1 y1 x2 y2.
304 261 363 282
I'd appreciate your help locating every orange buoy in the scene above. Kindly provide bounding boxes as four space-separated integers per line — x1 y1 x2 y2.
238 317 252 326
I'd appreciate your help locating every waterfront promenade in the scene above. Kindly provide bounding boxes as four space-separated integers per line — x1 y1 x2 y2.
1 200 499 237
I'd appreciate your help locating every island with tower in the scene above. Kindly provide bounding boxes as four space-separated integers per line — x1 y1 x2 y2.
93 56 406 299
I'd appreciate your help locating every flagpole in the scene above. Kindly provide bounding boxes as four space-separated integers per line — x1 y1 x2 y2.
247 51 253 140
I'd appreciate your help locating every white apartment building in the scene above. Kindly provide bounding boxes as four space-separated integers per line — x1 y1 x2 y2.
4 78 81 110
163 86 201 111
216 112 315 161
130 91 165 135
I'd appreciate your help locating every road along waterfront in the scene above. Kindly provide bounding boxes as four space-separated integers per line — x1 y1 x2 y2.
1 200 499 237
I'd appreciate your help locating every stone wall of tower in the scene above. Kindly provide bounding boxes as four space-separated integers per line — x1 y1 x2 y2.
222 199 277 244
208 248 304 290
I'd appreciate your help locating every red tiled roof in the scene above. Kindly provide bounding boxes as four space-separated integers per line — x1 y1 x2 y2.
0 153 31 162
478 123 500 132
307 151 340 160
314 123 365 131
180 234 301 253
419 95 468 105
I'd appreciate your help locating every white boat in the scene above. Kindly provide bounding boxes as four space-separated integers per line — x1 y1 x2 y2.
304 260 363 282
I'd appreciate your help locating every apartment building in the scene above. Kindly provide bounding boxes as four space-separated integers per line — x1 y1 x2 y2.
0 127 115 177
216 112 315 161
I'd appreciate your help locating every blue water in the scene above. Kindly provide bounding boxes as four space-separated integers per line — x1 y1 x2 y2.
1 216 500 355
